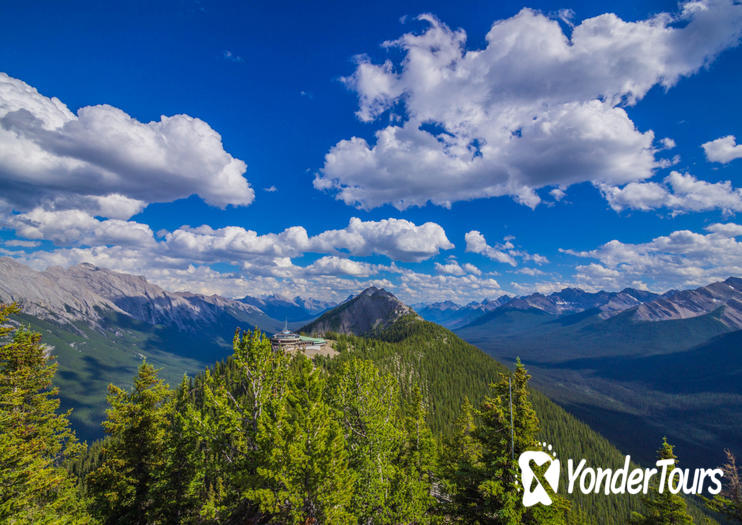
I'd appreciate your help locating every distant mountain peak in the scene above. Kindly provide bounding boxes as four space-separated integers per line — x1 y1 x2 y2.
359 286 386 297
301 287 416 336
417 286 662 328
416 295 512 329
239 293 333 322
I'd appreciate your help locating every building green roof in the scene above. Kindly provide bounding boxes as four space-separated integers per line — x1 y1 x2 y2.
299 335 326 344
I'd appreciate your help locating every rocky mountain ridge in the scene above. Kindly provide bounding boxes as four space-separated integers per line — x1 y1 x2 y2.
6 256 742 334
419 279 742 330
0 258 276 332
503 287 659 317
633 277 742 328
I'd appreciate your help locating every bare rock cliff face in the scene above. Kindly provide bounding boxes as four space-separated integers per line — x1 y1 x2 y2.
0 257 269 331
0 258 124 324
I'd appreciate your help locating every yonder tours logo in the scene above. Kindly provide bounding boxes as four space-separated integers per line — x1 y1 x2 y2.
517 442 725 507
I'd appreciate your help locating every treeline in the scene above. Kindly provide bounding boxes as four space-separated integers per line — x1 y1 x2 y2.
2 304 739 523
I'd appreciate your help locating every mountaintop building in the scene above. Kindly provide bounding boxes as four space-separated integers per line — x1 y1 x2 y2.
270 321 326 352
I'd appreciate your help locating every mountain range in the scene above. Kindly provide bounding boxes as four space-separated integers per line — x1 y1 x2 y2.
297 279 739 497
296 277 742 469
449 280 742 469
417 278 742 332
1 257 739 472
414 296 512 329
239 294 333 322
0 257 280 333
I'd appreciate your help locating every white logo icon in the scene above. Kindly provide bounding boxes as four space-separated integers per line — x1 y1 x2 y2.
518 443 560 507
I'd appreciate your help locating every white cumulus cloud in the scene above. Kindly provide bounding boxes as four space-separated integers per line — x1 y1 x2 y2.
309 217 454 262
435 261 465 275
395 267 502 304
465 231 546 267
465 231 517 266
316 2 742 210
303 256 380 277
462 262 482 275
0 72 254 218
563 222 742 290
7 208 155 247
600 171 742 214
702 135 742 163
4 209 453 267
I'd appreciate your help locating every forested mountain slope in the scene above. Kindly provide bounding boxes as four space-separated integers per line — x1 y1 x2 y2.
15 311 237 442
314 316 662 524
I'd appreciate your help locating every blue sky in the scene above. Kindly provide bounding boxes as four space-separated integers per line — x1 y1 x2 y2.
1 0 742 303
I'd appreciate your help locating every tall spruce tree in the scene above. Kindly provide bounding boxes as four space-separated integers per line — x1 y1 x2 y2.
87 360 172 524
326 358 436 523
443 359 571 524
151 375 204 525
630 438 694 525
474 359 540 524
327 358 405 522
0 303 91 523
189 328 290 520
394 385 437 523
441 397 484 521
179 369 232 523
249 355 356 524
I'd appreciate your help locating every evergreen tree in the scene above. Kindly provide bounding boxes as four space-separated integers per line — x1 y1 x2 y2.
440 397 484 522
249 355 356 524
327 358 404 522
87 360 172 524
443 359 570 524
151 375 204 524
65 438 105 497
189 328 290 520
705 449 742 523
327 358 436 523
0 303 91 524
474 359 540 524
630 438 694 525
394 385 437 523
